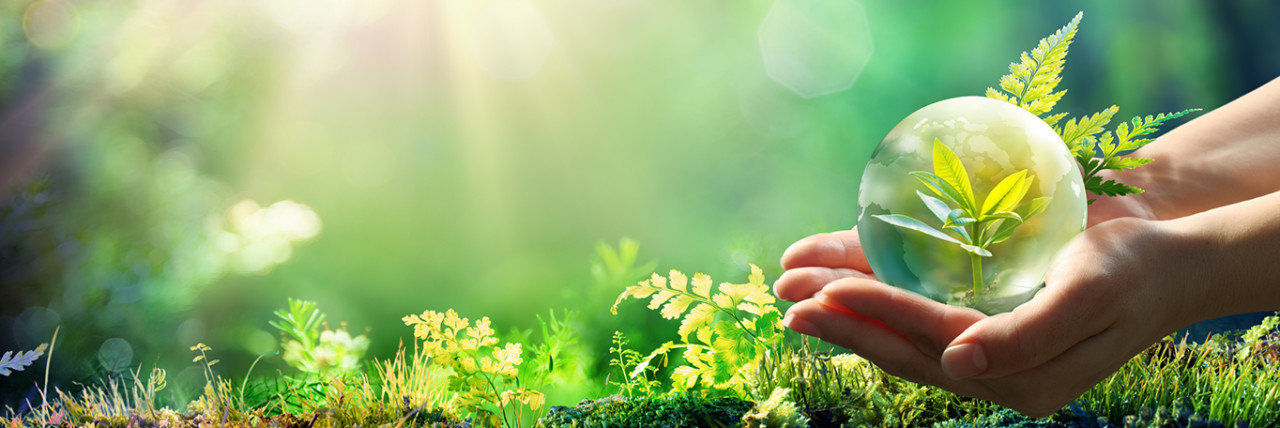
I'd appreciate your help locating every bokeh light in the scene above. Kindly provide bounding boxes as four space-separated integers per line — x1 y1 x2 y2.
22 0 78 49
758 0 874 98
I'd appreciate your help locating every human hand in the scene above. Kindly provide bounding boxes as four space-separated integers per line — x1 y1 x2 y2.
776 212 1208 417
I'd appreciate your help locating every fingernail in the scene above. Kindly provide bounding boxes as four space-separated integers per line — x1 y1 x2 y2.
782 312 822 337
941 343 988 380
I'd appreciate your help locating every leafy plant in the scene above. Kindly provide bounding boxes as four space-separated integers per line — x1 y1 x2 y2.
874 140 1050 295
268 298 370 376
611 264 783 396
0 344 47 377
606 331 662 397
402 309 545 427
987 12 1197 203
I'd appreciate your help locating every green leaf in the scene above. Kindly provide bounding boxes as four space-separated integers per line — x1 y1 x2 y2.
917 190 953 223
911 172 968 211
930 140 976 213
986 211 1023 222
987 12 1081 117
981 170 1028 216
942 209 975 228
677 304 715 343
960 244 992 257
984 218 1023 246
1057 105 1118 154
1092 179 1145 197
873 214 963 245
1104 156 1152 170
1017 196 1052 220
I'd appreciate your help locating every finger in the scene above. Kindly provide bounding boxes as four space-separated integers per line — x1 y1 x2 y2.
941 263 1117 380
782 298 992 400
780 229 872 272
773 267 873 302
814 278 984 359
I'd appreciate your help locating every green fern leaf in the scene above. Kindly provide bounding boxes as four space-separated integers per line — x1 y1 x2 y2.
988 12 1082 117
661 295 697 320
1058 105 1118 155
1103 156 1152 170
678 304 716 343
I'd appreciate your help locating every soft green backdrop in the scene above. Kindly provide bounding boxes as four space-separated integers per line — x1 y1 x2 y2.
1 0 1277 407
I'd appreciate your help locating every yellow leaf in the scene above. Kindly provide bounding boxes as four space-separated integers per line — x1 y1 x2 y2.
691 272 712 297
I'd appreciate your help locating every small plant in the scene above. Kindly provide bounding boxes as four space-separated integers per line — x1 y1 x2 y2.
269 298 370 376
986 11 1197 203
402 308 545 427
607 331 662 397
875 140 1050 296
611 264 783 396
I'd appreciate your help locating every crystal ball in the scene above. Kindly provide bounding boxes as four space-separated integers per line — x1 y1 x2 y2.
856 96 1087 314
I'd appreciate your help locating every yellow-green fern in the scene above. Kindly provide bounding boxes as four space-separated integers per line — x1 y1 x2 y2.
987 12 1197 203
612 264 782 396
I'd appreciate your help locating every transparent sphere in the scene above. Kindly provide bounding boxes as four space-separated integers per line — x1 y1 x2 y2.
857 96 1087 314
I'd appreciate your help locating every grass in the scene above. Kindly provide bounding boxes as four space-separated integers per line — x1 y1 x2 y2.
2 248 1278 427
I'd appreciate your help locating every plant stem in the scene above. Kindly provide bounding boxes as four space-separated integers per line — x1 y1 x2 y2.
970 252 983 295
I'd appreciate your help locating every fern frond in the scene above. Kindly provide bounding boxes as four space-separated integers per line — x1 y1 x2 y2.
614 264 783 394
0 344 48 376
988 12 1082 117
1057 105 1119 156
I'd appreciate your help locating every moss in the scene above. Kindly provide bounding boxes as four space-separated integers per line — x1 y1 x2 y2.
537 394 752 428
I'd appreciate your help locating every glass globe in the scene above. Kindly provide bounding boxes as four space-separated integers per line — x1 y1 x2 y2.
856 96 1087 314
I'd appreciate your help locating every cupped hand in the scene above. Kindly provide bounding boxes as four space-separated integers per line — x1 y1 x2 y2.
775 193 1208 417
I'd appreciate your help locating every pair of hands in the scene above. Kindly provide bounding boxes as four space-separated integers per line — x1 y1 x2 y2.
774 193 1210 417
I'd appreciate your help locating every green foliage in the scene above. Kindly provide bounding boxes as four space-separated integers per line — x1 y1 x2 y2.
987 12 1197 203
1077 109 1200 200
611 264 783 396
875 140 1049 295
985 12 1080 122
536 394 753 428
269 298 370 376
1236 312 1280 361
741 387 808 428
0 344 47 376
607 331 662 397
402 308 545 427
1081 334 1280 427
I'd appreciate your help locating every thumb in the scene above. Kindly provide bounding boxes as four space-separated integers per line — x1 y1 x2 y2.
938 274 1114 380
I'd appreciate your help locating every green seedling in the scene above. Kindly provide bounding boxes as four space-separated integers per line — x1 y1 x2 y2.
874 140 1050 295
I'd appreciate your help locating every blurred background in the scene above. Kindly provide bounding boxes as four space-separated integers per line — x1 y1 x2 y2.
1 0 1278 409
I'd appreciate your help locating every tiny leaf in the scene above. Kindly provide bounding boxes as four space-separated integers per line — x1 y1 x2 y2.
873 214 962 245
960 244 993 257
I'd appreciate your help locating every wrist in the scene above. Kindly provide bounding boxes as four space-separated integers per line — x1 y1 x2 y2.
1164 192 1280 318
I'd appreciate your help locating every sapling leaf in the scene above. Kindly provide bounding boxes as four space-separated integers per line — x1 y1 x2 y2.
911 171 968 211
917 191 954 223
950 225 973 243
984 218 1023 246
943 209 975 228
930 140 977 213
986 211 1023 222
1018 196 1052 219
960 244 993 257
873 214 963 245
981 170 1028 216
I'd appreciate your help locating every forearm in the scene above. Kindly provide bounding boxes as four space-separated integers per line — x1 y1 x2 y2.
1125 76 1280 220
1167 190 1280 319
